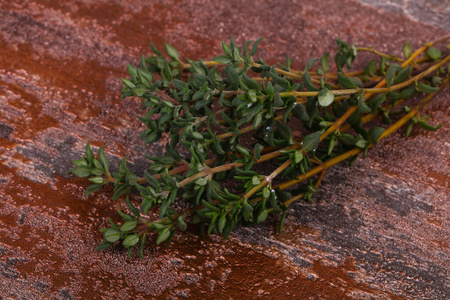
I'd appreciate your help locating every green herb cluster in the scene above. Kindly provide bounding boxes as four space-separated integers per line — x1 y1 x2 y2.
69 36 449 257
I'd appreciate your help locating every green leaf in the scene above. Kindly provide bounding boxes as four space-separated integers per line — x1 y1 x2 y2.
173 79 187 90
426 46 441 60
112 184 133 200
243 40 252 56
212 55 232 64
385 64 400 87
350 77 363 88
272 74 290 90
72 158 88 167
370 93 386 113
88 176 104 184
303 71 319 91
337 72 356 89
251 38 264 56
395 65 411 84
151 222 165 230
91 167 105 176
133 87 147 97
265 81 275 96
159 198 169 218
123 234 139 248
243 198 253 213
222 219 235 240
165 43 180 61
202 199 221 213
419 121 442 131
117 210 133 221
304 58 318 72
318 88 334 107
144 169 160 190
85 142 94 163
122 78 136 89
294 150 303 164
406 122 414 137
257 209 269 223
196 177 208 186
126 196 141 218
292 104 309 121
269 190 281 212
327 136 337 155
247 89 257 103
224 64 239 89
379 57 386 75
254 143 264 160
236 144 252 158
395 66 411 84
68 166 91 178
400 86 415 99
138 233 147 258
368 127 385 145
242 74 260 91
177 215 187 231
273 92 283 107
127 64 138 82
387 91 401 102
278 211 287 234
302 131 321 152
218 214 227 233
150 41 162 56
93 159 103 170
140 55 148 71
84 184 103 196
91 168 104 176
221 41 232 57
355 139 369 149
104 229 121 243
339 133 358 145
403 41 412 59
156 227 171 245
416 83 439 94
192 131 204 140
320 52 330 73
120 220 138 232
357 93 371 113
364 60 377 77
96 241 113 250
277 121 293 142
253 111 263 129
98 146 110 172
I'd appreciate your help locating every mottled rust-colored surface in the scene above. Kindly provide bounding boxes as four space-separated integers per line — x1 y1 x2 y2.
0 0 449 299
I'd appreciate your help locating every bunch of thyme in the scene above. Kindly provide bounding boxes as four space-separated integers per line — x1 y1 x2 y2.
68 36 449 257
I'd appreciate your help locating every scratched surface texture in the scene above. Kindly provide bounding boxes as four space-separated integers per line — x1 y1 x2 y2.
0 0 449 299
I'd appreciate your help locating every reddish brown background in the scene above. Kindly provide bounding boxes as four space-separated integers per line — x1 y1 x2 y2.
0 0 449 299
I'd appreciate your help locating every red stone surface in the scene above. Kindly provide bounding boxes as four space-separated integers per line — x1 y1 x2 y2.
0 0 449 299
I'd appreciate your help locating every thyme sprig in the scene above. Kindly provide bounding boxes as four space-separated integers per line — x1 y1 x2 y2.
68 36 449 257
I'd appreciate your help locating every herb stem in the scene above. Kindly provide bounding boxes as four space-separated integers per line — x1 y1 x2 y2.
356 47 404 62
243 159 292 201
275 84 445 191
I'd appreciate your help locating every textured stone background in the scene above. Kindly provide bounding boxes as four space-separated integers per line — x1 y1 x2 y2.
0 0 449 299
357 0 450 31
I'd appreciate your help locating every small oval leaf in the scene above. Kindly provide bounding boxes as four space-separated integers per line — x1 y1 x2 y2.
104 229 121 243
318 88 335 107
156 227 171 245
302 131 321 152
123 234 139 248
120 220 138 232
